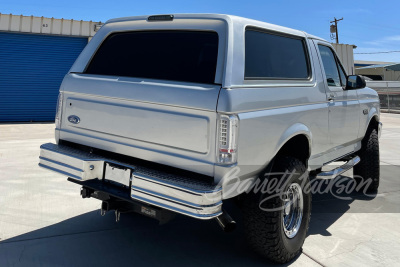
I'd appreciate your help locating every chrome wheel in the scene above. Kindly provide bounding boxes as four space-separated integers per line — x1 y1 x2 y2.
282 183 303 239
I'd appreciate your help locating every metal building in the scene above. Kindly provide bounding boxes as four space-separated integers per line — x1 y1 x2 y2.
355 60 393 68
356 63 400 81
0 13 101 122
331 43 356 75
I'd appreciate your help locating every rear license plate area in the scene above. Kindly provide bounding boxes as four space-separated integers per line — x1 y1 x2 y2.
104 163 131 188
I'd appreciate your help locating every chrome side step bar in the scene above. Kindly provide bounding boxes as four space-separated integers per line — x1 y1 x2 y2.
316 156 360 179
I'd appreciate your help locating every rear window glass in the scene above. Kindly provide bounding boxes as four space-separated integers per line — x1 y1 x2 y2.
85 31 219 84
245 29 310 79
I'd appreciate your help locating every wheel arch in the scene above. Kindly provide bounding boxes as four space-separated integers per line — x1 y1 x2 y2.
272 123 312 167
362 112 380 138
368 114 380 131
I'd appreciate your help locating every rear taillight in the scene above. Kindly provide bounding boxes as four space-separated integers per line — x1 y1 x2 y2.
55 92 63 128
217 114 239 164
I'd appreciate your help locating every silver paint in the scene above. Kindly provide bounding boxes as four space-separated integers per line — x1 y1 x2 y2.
48 14 379 203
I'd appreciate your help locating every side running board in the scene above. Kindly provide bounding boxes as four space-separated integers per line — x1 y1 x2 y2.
316 156 360 179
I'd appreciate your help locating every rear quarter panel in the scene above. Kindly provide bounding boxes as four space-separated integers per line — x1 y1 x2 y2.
216 84 330 184
215 37 331 198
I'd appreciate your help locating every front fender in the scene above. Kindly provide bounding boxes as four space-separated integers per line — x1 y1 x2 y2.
360 107 379 139
357 87 380 139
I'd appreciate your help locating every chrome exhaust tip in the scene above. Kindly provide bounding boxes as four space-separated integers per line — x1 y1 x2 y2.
215 210 236 232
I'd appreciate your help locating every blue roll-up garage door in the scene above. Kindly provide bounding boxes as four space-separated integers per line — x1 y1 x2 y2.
0 32 87 122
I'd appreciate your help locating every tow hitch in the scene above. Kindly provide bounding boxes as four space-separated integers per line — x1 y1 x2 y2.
80 184 236 232
80 186 175 224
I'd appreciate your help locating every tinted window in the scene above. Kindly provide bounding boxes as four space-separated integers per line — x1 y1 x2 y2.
318 45 342 87
245 29 310 79
85 31 219 84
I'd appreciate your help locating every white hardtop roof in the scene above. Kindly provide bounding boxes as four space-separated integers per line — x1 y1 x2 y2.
105 13 327 41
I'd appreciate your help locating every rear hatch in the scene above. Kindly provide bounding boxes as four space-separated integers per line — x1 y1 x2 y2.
58 20 226 176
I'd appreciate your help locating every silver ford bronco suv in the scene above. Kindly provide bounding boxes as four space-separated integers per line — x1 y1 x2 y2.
39 14 381 263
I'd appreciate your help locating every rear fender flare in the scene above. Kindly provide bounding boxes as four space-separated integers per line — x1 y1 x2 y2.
273 123 312 162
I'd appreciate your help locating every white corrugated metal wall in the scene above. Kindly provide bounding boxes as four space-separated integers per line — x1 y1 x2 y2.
0 13 100 37
331 43 355 75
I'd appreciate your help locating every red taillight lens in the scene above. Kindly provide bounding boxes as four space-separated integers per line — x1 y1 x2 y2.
217 114 238 164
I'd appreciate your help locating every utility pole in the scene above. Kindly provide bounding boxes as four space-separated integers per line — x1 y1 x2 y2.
330 17 343 44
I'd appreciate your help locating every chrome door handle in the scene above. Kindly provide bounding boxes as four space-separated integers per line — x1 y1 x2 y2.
328 94 335 102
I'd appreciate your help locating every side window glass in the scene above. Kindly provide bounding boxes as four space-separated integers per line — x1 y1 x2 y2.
245 29 310 79
318 45 341 87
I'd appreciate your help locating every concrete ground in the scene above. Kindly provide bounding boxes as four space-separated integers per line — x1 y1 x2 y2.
0 113 399 267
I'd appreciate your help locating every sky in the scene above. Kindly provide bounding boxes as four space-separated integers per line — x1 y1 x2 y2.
2 0 400 62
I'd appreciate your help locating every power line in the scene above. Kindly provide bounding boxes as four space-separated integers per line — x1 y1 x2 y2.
355 50 400 54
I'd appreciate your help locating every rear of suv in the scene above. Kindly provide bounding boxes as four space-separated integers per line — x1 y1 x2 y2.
43 16 227 219
39 14 381 263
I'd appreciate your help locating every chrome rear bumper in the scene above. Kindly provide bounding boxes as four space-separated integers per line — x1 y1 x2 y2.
39 143 222 219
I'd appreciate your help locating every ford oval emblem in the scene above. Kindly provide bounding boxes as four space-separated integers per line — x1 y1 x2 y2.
68 115 80 124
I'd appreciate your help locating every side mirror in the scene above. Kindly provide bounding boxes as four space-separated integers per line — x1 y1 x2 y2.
346 75 366 90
